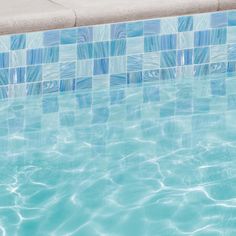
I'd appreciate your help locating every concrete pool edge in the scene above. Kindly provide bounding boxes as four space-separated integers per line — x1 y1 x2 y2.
1 0 236 35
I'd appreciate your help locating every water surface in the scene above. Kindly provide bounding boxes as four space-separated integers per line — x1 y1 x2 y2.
1 77 236 235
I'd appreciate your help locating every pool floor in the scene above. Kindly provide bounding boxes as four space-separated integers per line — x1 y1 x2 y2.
1 76 236 235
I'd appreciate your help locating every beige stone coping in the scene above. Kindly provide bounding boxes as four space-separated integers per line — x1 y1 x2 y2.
1 0 236 35
0 0 75 35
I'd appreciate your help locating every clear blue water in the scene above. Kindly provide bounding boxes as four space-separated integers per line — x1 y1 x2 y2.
1 76 236 235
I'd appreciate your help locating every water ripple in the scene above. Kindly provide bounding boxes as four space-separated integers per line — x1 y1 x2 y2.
1 81 236 235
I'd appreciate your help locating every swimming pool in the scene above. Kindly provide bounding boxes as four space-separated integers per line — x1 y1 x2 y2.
1 8 236 236
1 73 236 235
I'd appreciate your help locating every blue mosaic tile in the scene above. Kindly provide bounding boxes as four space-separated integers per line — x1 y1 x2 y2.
60 79 75 92
211 28 227 45
194 64 209 77
0 86 8 100
127 22 143 37
43 47 59 64
91 75 109 91
0 36 10 52
194 47 210 64
144 36 160 52
25 115 39 131
60 112 75 127
143 69 159 82
161 51 176 68
42 96 59 113
60 62 76 80
160 18 178 34
144 19 160 35
228 44 236 61
211 45 227 63
60 45 77 62
178 16 193 32
92 107 109 123
175 99 192 115
211 12 228 28
160 68 176 80
178 32 194 49
94 42 109 58
26 82 42 96
110 73 127 87
42 80 59 94
111 23 126 39
127 71 142 85
43 30 60 47
211 79 226 96
11 34 26 50
94 58 109 75
194 30 211 47
75 77 92 90
127 37 144 55
60 29 76 44
176 87 192 99
77 60 93 77
160 101 175 117
127 55 143 72
228 11 236 26
27 49 43 65
0 53 9 68
194 14 210 30
210 62 227 75
0 69 9 85
26 32 43 49
143 86 160 102
110 56 126 74
194 98 210 113
177 65 194 78
177 49 193 66
143 52 160 70
110 40 126 56
228 94 236 110
161 34 176 50
110 89 125 104
43 64 59 81
77 27 93 43
228 61 236 74
8 114 24 133
228 27 236 44
93 25 110 41
26 65 42 82
126 105 141 120
77 43 93 60
10 50 26 67
10 68 25 84
76 93 92 108
93 74 110 91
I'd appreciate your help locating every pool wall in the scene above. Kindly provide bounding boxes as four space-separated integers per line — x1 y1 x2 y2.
0 10 236 100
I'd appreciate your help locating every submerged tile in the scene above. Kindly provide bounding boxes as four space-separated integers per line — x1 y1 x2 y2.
94 58 109 75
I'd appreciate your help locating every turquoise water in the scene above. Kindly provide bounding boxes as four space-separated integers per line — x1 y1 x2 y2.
1 76 236 235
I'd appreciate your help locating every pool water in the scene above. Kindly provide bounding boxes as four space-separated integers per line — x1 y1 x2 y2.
1 76 236 235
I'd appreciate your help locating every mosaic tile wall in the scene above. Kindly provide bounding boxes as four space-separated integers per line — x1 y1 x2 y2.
0 10 236 100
